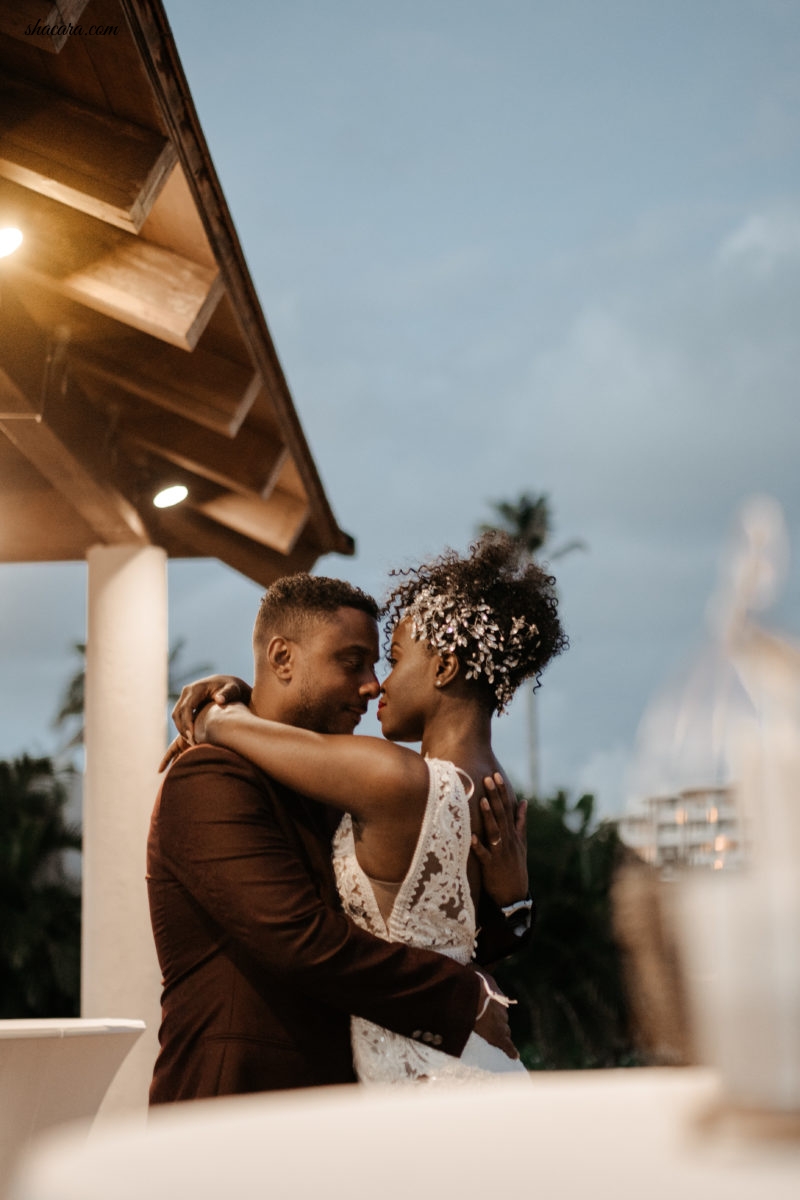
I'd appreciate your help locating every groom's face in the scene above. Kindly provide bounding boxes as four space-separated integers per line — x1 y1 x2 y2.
288 606 380 734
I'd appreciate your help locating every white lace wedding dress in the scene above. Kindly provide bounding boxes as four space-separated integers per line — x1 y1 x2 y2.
332 756 529 1083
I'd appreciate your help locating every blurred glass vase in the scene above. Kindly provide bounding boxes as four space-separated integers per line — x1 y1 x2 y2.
630 497 800 1113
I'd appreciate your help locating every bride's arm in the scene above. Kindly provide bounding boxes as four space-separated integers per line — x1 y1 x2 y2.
196 703 429 821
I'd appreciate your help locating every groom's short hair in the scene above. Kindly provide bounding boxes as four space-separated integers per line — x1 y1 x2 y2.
253 573 379 652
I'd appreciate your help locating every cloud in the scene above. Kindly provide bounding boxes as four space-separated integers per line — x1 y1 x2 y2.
499 207 800 544
718 206 800 274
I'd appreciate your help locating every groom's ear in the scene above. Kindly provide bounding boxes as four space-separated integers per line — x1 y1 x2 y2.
266 635 295 680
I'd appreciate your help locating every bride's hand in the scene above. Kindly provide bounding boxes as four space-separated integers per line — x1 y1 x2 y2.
471 773 528 909
171 675 251 743
192 700 243 744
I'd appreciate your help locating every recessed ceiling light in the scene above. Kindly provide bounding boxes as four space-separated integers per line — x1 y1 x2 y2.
153 484 188 509
0 227 23 258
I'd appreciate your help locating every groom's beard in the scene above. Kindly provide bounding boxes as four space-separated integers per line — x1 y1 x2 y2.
290 682 359 736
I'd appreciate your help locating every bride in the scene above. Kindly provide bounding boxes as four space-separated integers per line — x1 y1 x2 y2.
169 533 567 1082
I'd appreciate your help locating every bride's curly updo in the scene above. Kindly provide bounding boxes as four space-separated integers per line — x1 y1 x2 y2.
382 532 568 714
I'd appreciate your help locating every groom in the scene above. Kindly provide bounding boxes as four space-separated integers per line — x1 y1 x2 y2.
148 574 525 1102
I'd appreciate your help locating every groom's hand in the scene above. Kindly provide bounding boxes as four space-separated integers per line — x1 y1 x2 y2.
171 674 251 742
473 972 519 1060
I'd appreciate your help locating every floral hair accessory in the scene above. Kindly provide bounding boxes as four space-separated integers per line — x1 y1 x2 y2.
406 585 540 713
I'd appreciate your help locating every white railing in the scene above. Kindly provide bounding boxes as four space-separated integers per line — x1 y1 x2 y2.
0 1018 144 1200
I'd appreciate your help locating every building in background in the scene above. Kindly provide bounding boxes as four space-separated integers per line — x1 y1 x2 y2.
621 785 743 874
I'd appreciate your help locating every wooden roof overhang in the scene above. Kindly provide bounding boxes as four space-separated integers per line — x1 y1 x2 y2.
0 0 354 587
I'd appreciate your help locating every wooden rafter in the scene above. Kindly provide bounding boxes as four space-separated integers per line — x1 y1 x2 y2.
153 504 319 587
72 341 259 436
0 284 49 417
196 490 309 557
0 74 177 232
121 410 288 497
1 179 223 349
0 488 98 560
0 410 147 544
0 357 148 543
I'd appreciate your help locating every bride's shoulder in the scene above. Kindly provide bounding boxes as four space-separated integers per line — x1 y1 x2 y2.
424 756 476 800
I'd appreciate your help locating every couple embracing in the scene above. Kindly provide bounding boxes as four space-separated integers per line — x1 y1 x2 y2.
147 532 567 1099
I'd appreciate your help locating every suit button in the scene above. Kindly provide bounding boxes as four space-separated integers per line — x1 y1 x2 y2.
432 1034 443 1047
421 1032 433 1044
411 1030 422 1040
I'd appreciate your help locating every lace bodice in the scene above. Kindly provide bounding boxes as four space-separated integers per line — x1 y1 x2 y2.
333 757 503 1083
333 756 477 964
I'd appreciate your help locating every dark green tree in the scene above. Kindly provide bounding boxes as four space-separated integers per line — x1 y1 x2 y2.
495 790 639 1070
0 755 82 1017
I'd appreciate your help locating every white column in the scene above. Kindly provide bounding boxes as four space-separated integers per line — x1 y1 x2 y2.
82 544 167 1119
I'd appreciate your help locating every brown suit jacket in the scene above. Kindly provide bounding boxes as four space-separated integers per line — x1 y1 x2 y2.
147 745 487 1102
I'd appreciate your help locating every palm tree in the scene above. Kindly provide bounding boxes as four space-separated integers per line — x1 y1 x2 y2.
479 492 587 563
53 638 211 750
478 491 586 795
0 755 82 1016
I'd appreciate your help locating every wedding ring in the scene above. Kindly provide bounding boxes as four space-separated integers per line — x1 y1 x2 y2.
491 837 502 847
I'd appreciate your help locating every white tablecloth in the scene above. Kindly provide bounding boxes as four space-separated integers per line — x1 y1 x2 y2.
9 1067 800 1200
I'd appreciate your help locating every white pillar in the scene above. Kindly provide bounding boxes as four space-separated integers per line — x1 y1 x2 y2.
82 544 167 1119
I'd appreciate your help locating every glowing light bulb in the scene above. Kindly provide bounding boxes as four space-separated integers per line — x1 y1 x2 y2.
153 484 188 509
0 227 23 258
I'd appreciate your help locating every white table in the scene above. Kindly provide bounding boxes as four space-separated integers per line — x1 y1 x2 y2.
0 1019 145 1200
9 1067 800 1200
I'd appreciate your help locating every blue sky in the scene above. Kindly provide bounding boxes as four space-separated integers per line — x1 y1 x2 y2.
2 0 799 816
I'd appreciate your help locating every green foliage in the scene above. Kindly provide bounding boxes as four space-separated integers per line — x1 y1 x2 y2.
495 790 640 1070
2 635 209 1016
0 755 82 1017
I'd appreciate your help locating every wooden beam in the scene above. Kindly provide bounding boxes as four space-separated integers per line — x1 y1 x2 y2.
71 342 259 436
0 1 94 54
196 490 309 556
0 285 49 418
0 485 98 560
153 505 319 588
121 410 288 497
138 162 216 269
0 75 177 233
0 378 149 544
1 180 223 350
1 415 148 544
